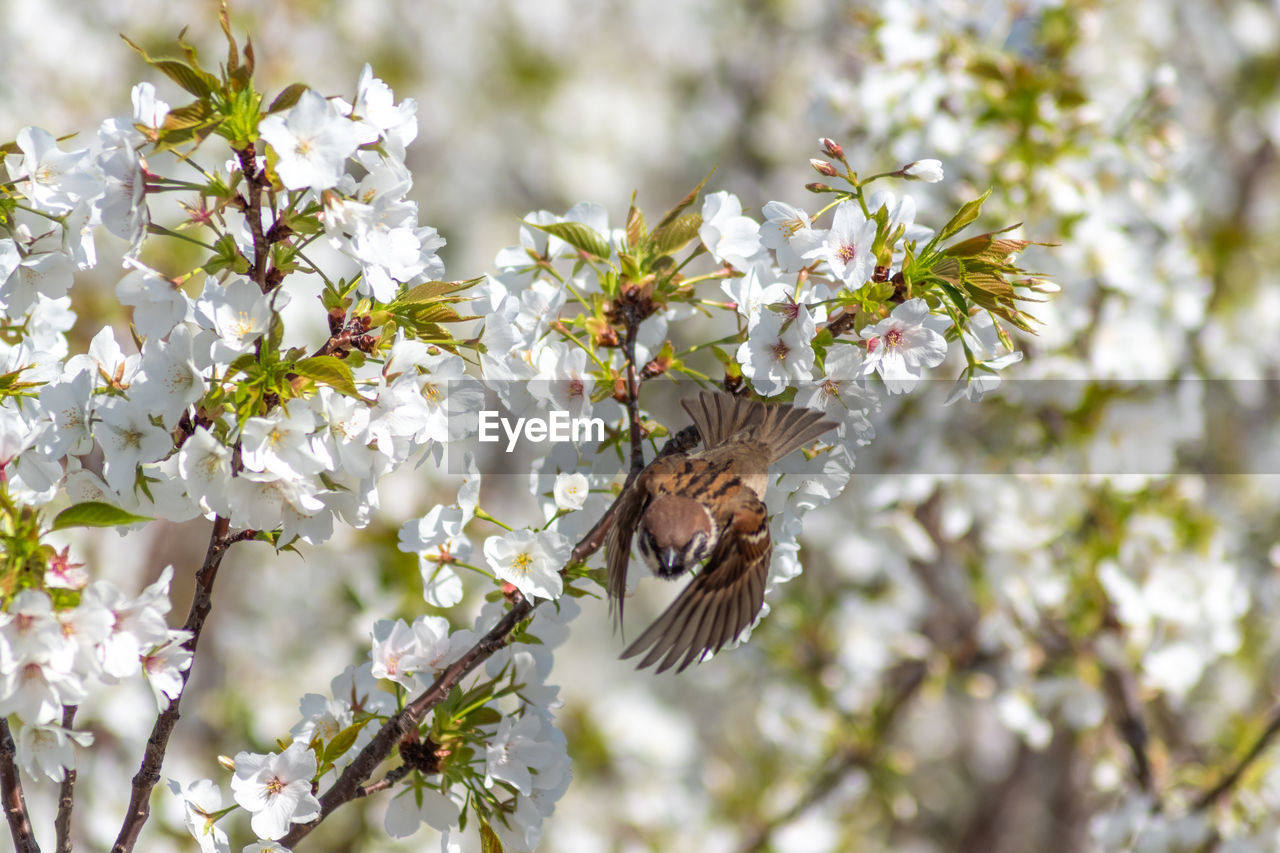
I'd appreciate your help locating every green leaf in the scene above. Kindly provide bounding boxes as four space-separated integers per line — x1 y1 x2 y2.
403 302 471 325
292 356 365 400
465 706 503 728
529 221 610 259
162 101 215 131
932 188 992 247
480 819 504 853
268 83 308 114
121 36 217 98
653 169 714 231
206 233 248 275
323 721 366 763
52 502 152 531
398 278 481 304
625 195 647 250
648 212 703 255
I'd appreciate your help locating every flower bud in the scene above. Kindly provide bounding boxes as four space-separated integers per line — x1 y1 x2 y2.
903 159 944 183
820 137 844 159
805 182 832 193
809 158 838 177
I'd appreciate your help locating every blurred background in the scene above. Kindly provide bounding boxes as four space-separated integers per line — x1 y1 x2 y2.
6 0 1280 850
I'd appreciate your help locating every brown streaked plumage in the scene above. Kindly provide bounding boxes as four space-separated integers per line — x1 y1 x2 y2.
606 390 837 673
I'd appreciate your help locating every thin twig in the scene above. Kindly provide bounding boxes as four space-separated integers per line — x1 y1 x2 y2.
111 516 237 853
1195 704 1280 811
0 718 38 853
54 705 78 853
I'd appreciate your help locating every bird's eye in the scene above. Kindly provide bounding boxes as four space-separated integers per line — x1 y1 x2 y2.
687 531 710 563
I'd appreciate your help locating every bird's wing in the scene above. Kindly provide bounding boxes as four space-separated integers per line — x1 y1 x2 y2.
621 488 772 673
605 465 654 631
681 389 765 449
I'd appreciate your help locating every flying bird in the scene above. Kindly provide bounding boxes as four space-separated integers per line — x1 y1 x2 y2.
606 390 837 673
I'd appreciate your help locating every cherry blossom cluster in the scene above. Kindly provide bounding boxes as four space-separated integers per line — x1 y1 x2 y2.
0 12 1046 852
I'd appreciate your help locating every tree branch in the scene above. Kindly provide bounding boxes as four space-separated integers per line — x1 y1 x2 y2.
235 145 271 294
1097 617 1156 802
0 718 38 853
621 302 645 476
279 592 535 848
54 706 77 853
111 516 238 853
275 413 698 847
1194 704 1280 811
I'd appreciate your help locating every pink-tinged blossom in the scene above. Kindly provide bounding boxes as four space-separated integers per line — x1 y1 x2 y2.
737 301 816 397
859 298 949 394
809 202 876 291
231 742 322 840
369 618 430 689
258 89 360 191
142 630 194 711
0 656 86 724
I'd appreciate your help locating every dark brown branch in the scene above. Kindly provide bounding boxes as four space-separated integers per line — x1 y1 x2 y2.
621 303 645 476
279 593 535 848
54 706 78 853
112 516 237 853
234 145 271 294
0 719 38 853
278 426 665 846
1098 622 1156 801
1195 704 1280 811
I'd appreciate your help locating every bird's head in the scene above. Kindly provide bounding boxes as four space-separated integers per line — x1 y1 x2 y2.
637 494 716 579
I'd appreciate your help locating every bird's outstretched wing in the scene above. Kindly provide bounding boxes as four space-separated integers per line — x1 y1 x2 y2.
682 389 837 460
621 488 772 673
605 466 652 631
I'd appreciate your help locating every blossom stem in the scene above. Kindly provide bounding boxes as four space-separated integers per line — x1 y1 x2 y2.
473 508 512 531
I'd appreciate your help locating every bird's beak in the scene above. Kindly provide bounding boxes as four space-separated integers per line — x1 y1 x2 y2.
657 547 683 578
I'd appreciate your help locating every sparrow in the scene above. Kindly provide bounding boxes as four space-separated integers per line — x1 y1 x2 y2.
606 389 837 673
